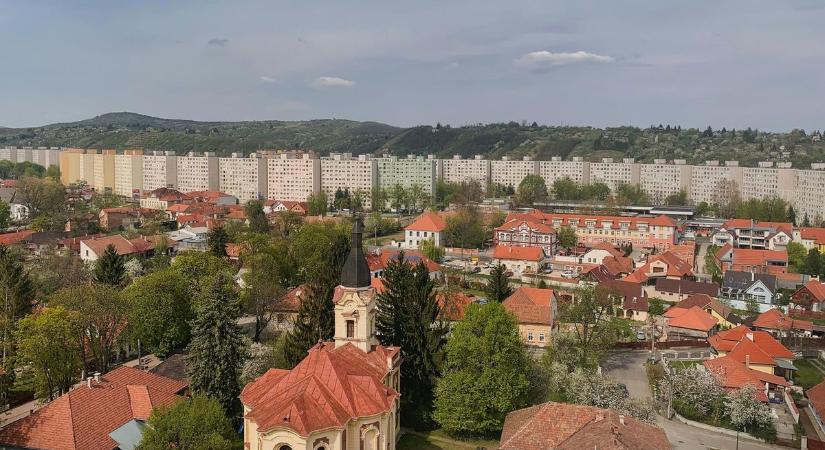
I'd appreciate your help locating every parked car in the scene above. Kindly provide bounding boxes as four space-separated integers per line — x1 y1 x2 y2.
504 270 514 277
636 330 646 341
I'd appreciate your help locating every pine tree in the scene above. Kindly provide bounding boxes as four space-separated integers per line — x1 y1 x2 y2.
208 226 229 258
283 282 335 366
0 245 34 362
93 244 125 286
788 206 797 225
804 212 811 227
485 264 513 302
186 274 246 414
376 252 413 346
245 199 270 234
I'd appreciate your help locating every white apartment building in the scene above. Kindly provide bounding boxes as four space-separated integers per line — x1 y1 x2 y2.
741 162 795 203
589 158 640 192
114 150 144 197
490 156 538 190
78 150 97 186
375 155 437 194
689 161 744 206
639 160 692 204
143 151 178 192
539 157 590 186
32 148 61 168
177 152 219 193
795 166 825 223
320 153 377 209
438 155 490 188
266 151 321 202
0 147 18 162
218 153 267 204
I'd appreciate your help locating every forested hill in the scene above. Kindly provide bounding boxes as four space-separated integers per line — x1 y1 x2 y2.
2 112 824 167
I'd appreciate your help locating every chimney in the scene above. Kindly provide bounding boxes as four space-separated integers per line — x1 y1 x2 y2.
87 377 93 388
619 414 625 426
746 331 753 341
94 372 101 383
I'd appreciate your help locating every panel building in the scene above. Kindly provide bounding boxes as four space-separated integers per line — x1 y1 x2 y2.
218 153 267 203
177 152 219 193
589 158 641 192
439 155 490 188
114 150 144 197
143 151 178 192
266 151 321 202
690 161 744 206
538 157 590 186
795 165 825 223
375 154 437 194
639 160 692 204
741 162 795 203
490 156 538 190
92 150 116 192
320 153 377 209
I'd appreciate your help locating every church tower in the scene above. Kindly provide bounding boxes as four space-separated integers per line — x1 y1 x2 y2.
334 216 380 352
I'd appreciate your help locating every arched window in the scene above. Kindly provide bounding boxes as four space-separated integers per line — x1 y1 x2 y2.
278 446 293 450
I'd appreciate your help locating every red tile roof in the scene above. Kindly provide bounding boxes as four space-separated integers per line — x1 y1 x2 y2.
496 218 555 234
505 210 677 231
731 248 788 266
499 402 669 450
675 294 732 320
365 249 440 274
0 230 34 246
405 211 446 232
808 380 825 418
665 306 718 332
81 234 167 257
796 279 825 302
599 279 648 312
437 291 475 321
704 356 787 401
624 251 693 283
493 245 544 262
503 287 555 325
240 342 399 436
800 228 825 245
753 308 812 332
708 326 794 366
0 366 187 450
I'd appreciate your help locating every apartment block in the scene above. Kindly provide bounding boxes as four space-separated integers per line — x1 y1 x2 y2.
92 150 116 192
490 156 538 189
78 150 97 185
143 151 178 192
218 153 267 203
589 158 640 192
690 161 744 206
59 148 85 185
265 151 321 202
741 162 795 203
439 155 490 188
114 150 144 197
0 147 18 163
794 166 825 223
320 153 377 209
177 152 219 193
32 148 61 168
639 160 692 204
375 154 437 194
538 157 590 186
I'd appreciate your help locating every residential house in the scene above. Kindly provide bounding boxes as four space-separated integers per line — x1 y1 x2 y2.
580 258 633 283
721 270 778 312
664 306 719 339
669 242 697 269
624 251 694 284
437 291 476 326
492 245 544 275
365 249 441 280
794 227 825 252
712 219 793 250
185 190 238 206
752 308 813 338
99 207 160 231
0 230 34 247
166 226 209 252
674 293 739 328
0 366 187 450
139 187 191 210
791 279 825 311
494 218 557 255
707 325 797 380
0 187 28 221
647 278 720 303
271 200 309 215
703 356 789 402
600 279 650 322
806 380 825 434
715 245 788 275
580 241 625 264
404 210 446 249
502 287 556 347
79 234 172 262
499 402 670 450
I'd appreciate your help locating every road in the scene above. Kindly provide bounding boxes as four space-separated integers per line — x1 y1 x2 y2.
604 350 784 450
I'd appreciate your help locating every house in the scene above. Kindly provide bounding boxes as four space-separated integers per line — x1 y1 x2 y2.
752 308 813 337
674 293 738 328
272 200 309 215
240 219 402 450
794 227 825 252
624 251 694 284
365 249 441 280
721 270 778 312
707 325 797 380
715 245 788 275
0 229 34 247
806 380 825 434
492 245 544 275
648 278 720 303
712 219 793 250
166 225 210 252
0 187 28 221
580 241 625 264
493 218 557 255
791 279 825 311
139 187 191 210
703 355 789 402
185 190 238 206
0 366 187 450
404 210 446 249
600 279 650 322
669 242 697 268
499 402 670 450
99 207 160 230
664 306 719 339
437 291 476 325
79 234 172 262
502 287 556 347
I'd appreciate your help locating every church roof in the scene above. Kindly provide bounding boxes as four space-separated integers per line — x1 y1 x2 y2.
340 217 371 288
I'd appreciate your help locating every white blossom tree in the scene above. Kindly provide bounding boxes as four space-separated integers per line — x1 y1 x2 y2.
725 385 774 433
658 365 724 416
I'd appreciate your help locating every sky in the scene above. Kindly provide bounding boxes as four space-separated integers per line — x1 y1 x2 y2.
1 0 824 131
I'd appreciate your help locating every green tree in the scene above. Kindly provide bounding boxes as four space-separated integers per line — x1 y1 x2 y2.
49 284 128 374
241 241 292 342
136 395 241 450
615 183 650 206
186 274 246 414
93 244 126 286
290 221 351 284
647 297 666 317
244 199 270 234
390 184 407 212
14 306 80 400
371 188 387 212
307 191 328 216
804 248 822 277
0 200 9 229
16 176 66 218
787 242 807 273
664 189 688 206
550 285 623 369
485 264 513 302
125 270 194 356
419 238 445 262
557 226 578 251
170 251 235 304
283 281 335 366
515 174 548 207
551 177 580 200
444 206 485 249
207 226 230 258
45 165 60 181
28 247 91 297
434 302 529 436
788 205 797 225
0 245 35 362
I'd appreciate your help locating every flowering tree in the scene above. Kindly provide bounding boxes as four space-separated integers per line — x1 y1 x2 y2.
725 386 774 433
658 365 725 420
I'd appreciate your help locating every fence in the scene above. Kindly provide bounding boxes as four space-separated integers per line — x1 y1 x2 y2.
614 340 708 350
786 390 800 424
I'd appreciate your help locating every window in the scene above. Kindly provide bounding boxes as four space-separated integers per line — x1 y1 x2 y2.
527 332 534 341
279 446 293 450
539 333 545 342
346 320 355 338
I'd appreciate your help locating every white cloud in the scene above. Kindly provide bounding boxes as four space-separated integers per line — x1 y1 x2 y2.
445 61 460 70
313 76 355 88
259 76 278 83
515 50 614 70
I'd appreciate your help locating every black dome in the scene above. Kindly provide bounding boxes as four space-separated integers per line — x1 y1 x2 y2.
340 216 371 288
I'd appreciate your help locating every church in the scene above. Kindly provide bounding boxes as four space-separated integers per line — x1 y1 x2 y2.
241 218 402 450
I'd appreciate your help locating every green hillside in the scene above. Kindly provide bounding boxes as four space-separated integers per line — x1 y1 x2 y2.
1 113 824 167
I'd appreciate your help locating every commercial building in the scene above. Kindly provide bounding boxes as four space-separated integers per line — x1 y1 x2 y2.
320 153 377 209
490 156 537 190
177 152 219 193
266 151 321 202
114 150 144 197
438 155 490 188
143 151 178 192
218 153 267 203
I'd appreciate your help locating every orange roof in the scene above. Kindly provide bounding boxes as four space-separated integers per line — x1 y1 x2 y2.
502 287 555 325
704 356 787 401
665 306 718 332
276 285 309 313
675 293 732 320
495 218 555 234
0 366 187 450
240 342 399 436
0 230 34 246
81 234 166 257
437 291 475 321
722 219 793 234
727 335 776 365
365 249 440 274
715 243 733 261
753 308 812 331
370 277 385 293
587 241 625 258
405 211 446 232
808 380 825 417
731 248 787 266
493 245 544 261
797 279 825 302
505 210 677 231
800 227 825 245
624 251 693 283
708 326 794 363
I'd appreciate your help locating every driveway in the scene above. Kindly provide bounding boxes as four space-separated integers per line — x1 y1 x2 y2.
603 350 652 400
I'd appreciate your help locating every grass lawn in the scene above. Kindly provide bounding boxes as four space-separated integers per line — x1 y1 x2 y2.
670 360 702 372
397 430 499 450
794 359 825 390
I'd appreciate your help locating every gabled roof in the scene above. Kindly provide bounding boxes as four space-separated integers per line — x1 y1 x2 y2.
624 251 693 283
80 234 167 257
704 356 787 401
676 294 732 320
796 279 825 302
808 380 825 417
499 402 670 450
586 241 625 258
799 227 825 245
0 366 187 450
502 287 555 325
240 342 398 436
496 218 555 234
655 278 720 297
0 229 34 246
731 248 787 266
723 271 777 294
405 211 446 232
752 308 812 332
599 280 648 312
665 306 718 332
707 325 795 364
365 249 440 274
437 291 475 321
493 245 544 261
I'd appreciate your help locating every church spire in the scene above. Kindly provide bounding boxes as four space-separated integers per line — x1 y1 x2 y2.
340 215 371 289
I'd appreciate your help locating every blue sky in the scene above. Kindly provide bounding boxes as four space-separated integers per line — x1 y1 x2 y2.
1 0 824 130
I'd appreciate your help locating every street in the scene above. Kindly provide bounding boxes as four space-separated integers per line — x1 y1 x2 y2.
604 350 785 450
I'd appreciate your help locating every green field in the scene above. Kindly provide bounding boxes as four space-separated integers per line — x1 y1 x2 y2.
794 359 825 390
670 359 702 371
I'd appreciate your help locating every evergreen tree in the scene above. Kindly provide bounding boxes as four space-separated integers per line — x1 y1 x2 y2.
244 199 270 234
0 245 34 362
283 281 335 366
93 244 126 286
803 212 811 227
788 206 797 225
805 248 822 276
485 264 513 302
208 226 229 258
186 274 246 414
376 253 413 346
